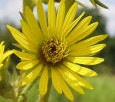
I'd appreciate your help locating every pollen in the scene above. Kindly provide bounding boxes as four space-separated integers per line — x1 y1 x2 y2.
42 38 66 64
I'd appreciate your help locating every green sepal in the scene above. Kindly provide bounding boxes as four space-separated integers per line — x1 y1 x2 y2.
65 0 75 13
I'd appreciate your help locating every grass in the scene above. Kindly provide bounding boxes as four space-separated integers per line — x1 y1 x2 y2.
77 75 115 102
0 75 115 102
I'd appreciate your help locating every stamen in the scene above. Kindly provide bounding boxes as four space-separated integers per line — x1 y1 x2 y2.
41 38 67 64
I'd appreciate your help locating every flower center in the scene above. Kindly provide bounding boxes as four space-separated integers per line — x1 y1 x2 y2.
42 39 66 64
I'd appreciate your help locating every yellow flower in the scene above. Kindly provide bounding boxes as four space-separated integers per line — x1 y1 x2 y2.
0 41 13 70
7 0 107 101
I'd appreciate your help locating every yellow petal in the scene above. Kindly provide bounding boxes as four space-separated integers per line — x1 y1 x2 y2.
51 68 62 94
69 44 106 56
39 66 49 95
0 41 5 54
48 0 56 36
14 50 37 60
61 80 74 101
72 71 94 90
21 19 39 47
25 7 42 41
21 64 43 86
16 60 39 70
0 42 5 61
52 67 73 101
67 57 104 65
61 3 78 37
0 41 4 46
67 22 98 45
63 61 97 77
74 22 99 42
56 0 65 36
2 50 14 61
74 16 92 31
59 66 93 90
66 16 92 41
37 1 48 35
65 16 92 43
7 25 37 52
58 66 85 94
61 12 85 37
70 34 108 49
7 25 28 48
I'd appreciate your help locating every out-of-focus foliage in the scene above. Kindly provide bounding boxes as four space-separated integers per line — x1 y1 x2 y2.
1 75 115 102
0 21 16 49
104 37 115 72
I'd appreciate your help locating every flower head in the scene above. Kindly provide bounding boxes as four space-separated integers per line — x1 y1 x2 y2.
7 0 107 101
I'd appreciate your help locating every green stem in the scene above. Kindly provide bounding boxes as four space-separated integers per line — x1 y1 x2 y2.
38 94 49 102
16 83 32 102
38 81 52 102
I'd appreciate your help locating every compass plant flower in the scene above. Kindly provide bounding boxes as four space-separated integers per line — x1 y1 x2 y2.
0 41 13 70
7 0 107 101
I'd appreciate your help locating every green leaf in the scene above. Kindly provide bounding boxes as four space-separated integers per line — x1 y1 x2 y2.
95 0 109 9
90 0 108 9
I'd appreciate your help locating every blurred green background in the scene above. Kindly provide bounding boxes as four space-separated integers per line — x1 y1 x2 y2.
0 7 115 102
